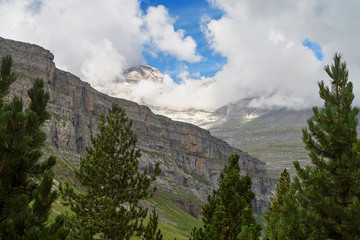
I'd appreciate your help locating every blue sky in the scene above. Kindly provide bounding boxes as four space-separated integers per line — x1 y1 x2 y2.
140 0 324 81
302 38 324 61
1 0 359 110
140 0 226 82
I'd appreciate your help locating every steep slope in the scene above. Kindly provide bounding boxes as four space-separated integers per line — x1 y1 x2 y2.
144 98 313 178
0 36 275 214
208 100 313 176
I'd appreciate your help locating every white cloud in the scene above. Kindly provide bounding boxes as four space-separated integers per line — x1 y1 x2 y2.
144 5 202 63
0 0 145 93
80 39 126 93
111 72 216 111
204 14 323 109
0 0 200 94
268 30 285 45
1 0 360 111
203 0 360 109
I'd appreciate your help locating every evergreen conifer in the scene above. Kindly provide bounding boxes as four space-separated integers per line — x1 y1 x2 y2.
0 55 68 239
277 53 360 239
264 168 291 239
190 154 261 240
61 103 161 239
143 209 163 240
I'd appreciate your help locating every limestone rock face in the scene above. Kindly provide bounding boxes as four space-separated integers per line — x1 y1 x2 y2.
124 65 164 83
0 37 275 214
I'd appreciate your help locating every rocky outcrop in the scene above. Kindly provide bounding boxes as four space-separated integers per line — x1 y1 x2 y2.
124 65 163 83
0 36 275 214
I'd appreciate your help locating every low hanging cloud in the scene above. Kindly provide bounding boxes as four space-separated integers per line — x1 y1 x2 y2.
0 0 145 85
0 0 200 94
1 0 360 111
204 0 360 109
80 39 127 93
203 15 323 109
111 72 216 111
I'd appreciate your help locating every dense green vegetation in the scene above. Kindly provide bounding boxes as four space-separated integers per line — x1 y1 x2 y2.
60 103 161 239
143 209 163 240
0 55 68 239
3 51 360 240
148 191 203 233
265 53 360 239
52 188 201 240
264 168 291 239
191 154 261 240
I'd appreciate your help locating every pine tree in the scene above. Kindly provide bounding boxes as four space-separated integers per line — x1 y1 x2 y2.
190 154 261 240
0 55 68 239
61 103 161 239
278 53 360 239
143 209 163 240
264 168 291 239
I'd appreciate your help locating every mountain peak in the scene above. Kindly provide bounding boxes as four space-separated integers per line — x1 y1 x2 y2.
124 65 163 83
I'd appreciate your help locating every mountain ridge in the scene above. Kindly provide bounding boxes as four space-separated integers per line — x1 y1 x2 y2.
124 65 164 83
0 36 276 214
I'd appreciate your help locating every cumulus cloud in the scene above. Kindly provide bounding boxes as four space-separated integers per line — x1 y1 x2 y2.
144 5 202 63
80 39 127 93
140 0 360 111
0 0 145 92
0 0 200 94
203 14 322 109
1 0 360 111
204 0 360 109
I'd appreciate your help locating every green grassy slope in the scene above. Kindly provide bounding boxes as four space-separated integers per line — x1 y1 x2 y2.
44 143 203 239
210 108 313 177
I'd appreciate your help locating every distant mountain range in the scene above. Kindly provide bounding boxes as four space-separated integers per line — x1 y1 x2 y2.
7 35 350 231
123 64 360 180
0 36 275 222
122 64 315 177
208 103 313 177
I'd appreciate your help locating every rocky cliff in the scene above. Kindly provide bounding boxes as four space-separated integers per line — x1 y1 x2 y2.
0 36 275 214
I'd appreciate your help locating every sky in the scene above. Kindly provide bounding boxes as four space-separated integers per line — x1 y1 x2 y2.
1 0 360 111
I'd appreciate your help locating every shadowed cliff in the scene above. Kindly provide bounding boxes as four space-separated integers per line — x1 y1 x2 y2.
0 36 276 214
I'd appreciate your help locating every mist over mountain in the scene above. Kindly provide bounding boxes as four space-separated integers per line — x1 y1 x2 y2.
0 37 276 218
119 64 360 178
3 1 360 113
2 0 360 237
116 65 315 177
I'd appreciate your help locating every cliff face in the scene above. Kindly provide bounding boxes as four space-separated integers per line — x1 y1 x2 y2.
0 37 275 214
